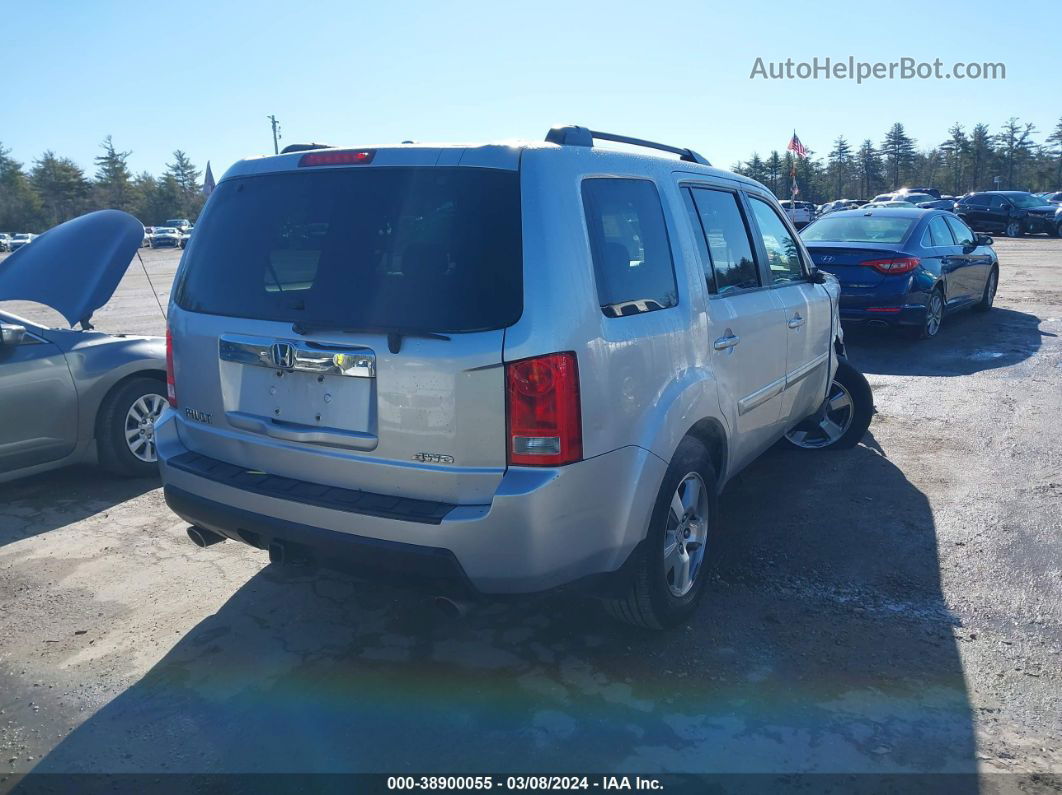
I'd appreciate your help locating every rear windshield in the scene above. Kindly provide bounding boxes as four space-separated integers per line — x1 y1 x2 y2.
800 215 915 244
174 167 522 333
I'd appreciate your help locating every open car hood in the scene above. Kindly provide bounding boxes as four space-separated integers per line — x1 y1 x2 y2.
0 210 145 327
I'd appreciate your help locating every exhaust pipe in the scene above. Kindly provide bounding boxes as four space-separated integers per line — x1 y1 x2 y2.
867 319 891 329
433 594 471 619
187 525 225 548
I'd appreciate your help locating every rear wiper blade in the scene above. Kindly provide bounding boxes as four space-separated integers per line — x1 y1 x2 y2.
290 322 451 354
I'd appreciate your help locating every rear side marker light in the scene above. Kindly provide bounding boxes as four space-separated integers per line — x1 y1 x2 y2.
866 307 902 313
862 256 920 275
165 328 177 407
298 150 375 167
506 352 582 467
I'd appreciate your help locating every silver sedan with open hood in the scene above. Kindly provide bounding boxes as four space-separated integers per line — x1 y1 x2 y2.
0 210 167 483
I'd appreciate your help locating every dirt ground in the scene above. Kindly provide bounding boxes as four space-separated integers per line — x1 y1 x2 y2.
1 240 1060 789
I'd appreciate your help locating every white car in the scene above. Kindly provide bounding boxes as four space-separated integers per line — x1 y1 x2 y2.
7 233 37 252
778 200 816 228
862 200 916 209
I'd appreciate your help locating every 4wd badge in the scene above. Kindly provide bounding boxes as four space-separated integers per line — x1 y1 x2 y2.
413 452 454 464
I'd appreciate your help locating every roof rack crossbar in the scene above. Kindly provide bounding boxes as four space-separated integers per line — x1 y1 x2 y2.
544 125 710 166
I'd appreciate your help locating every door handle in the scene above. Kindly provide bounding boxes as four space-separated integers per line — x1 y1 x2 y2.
713 334 741 351
787 314 805 329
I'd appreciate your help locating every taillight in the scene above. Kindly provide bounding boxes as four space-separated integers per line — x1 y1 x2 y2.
165 328 177 407
862 256 920 275
298 150 374 167
506 352 582 467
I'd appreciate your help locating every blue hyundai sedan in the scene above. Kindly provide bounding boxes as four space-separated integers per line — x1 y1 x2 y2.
800 208 999 339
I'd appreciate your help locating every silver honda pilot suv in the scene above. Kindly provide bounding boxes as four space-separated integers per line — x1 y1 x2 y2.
157 126 873 628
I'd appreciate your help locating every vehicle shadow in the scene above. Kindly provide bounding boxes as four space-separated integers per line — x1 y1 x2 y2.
0 465 158 549
845 306 1052 376
23 439 976 786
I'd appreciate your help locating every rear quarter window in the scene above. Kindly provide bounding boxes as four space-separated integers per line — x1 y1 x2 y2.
581 178 678 318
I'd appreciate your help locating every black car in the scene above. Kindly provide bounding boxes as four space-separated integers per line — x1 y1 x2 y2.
954 191 1060 238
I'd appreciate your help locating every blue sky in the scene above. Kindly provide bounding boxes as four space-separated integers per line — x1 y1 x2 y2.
2 0 1057 180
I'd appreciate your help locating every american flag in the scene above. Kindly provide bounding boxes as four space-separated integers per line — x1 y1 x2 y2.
787 131 808 159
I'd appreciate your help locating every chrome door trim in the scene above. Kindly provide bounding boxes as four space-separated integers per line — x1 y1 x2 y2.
784 351 830 389
737 375 785 416
219 335 376 378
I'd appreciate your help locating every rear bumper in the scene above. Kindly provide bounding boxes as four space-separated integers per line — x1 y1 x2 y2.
156 410 665 595
840 303 928 327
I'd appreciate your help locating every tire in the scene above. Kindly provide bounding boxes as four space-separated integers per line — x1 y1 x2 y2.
1004 220 1023 238
974 267 999 312
97 376 167 478
602 437 719 630
909 286 945 340
1055 221 1062 239
783 359 873 451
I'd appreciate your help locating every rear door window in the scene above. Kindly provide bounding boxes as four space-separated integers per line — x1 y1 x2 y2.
944 215 976 246
174 167 522 333
689 187 760 294
924 216 956 247
581 178 678 317
747 196 806 285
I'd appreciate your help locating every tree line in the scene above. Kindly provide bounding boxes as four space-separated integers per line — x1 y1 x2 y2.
731 116 1062 204
0 136 208 234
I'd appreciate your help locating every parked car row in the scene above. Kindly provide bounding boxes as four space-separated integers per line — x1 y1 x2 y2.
142 223 192 249
954 191 1062 238
0 233 38 252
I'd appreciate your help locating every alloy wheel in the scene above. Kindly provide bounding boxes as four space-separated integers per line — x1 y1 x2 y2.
925 291 944 337
663 473 710 597
124 393 166 462
784 379 856 449
985 271 998 307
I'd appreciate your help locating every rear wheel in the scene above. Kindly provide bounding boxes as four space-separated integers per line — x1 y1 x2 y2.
602 437 718 630
974 267 998 312
909 287 944 339
783 359 873 451
97 376 167 477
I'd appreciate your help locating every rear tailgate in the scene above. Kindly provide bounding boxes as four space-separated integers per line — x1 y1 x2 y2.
170 310 506 504
169 159 522 506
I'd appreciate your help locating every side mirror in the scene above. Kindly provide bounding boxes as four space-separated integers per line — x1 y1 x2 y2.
976 234 993 247
809 268 829 284
0 323 27 347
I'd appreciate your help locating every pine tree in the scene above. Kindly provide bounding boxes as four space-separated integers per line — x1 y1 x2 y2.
995 118 1036 189
165 150 204 220
856 140 882 199
827 136 852 199
30 151 91 227
94 135 135 212
881 123 916 189
940 124 968 196
969 124 993 191
765 151 782 197
0 142 44 232
1045 117 1062 189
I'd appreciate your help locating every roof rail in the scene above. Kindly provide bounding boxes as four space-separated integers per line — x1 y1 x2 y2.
280 143 333 154
544 125 710 166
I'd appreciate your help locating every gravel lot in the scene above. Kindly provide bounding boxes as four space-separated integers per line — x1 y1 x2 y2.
1 240 1060 788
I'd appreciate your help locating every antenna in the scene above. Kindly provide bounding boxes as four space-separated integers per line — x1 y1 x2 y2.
136 250 167 322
